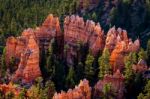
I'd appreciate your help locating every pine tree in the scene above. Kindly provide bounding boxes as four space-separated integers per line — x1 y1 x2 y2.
18 88 26 99
10 18 17 36
102 83 113 99
138 48 147 61
44 80 56 99
98 49 111 79
124 53 135 84
46 46 54 79
137 80 150 99
91 12 97 22
84 53 94 82
65 66 76 89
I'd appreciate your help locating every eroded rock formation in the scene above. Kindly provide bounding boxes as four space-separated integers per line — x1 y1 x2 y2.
53 79 91 99
5 14 141 83
13 36 41 83
6 14 62 83
64 15 105 65
94 70 125 99
106 27 140 72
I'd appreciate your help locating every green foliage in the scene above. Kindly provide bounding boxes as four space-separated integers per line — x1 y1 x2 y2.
0 0 80 47
84 53 94 82
44 80 56 99
46 46 55 79
91 12 97 22
138 48 147 61
18 88 26 99
138 80 150 99
124 52 136 84
98 49 111 79
65 66 76 89
102 83 114 99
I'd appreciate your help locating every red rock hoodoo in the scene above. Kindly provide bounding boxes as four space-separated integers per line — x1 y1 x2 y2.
105 27 140 72
94 70 125 99
6 14 62 83
53 79 91 99
64 15 105 65
5 14 141 83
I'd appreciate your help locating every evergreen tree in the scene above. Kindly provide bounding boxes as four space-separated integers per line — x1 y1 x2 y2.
91 12 97 22
98 48 111 79
10 18 17 36
124 53 135 84
84 53 94 82
46 46 54 79
18 88 26 99
65 66 76 89
138 48 147 61
29 77 44 99
102 83 114 99
138 80 150 99
45 80 55 99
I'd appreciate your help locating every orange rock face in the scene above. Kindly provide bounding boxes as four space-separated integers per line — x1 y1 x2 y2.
94 70 125 99
5 14 62 83
53 79 91 99
13 36 41 83
64 15 104 65
106 27 140 72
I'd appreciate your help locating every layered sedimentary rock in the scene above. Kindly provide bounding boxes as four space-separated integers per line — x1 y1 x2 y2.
106 27 140 72
64 15 104 65
5 14 141 83
94 70 125 99
13 36 41 83
53 79 91 99
6 14 62 83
